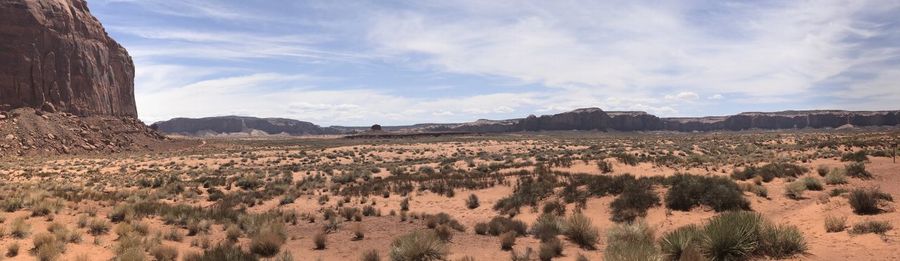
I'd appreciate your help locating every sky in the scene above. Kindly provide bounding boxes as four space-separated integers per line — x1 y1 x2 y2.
87 0 900 126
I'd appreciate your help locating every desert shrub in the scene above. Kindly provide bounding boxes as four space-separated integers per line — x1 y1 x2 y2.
487 216 527 236
659 224 703 261
361 249 380 261
352 223 366 240
89 218 111 235
226 225 242 241
539 237 563 261
610 181 659 222
313 232 327 250
530 213 563 241
732 163 807 182
604 220 659 261
434 225 453 242
9 217 29 238
564 213 599 249
816 165 829 176
844 162 872 179
500 231 516 250
150 245 179 261
33 232 65 261
400 197 409 211
474 222 488 235
466 194 480 209
824 215 846 232
6 241 19 257
250 229 286 258
784 181 807 200
824 168 847 185
829 188 849 197
165 228 184 242
109 204 134 223
183 244 256 261
389 230 448 261
799 177 823 191
510 248 533 261
700 211 764 261
849 188 892 214
597 160 614 173
665 174 749 212
850 220 892 234
758 223 807 258
424 213 465 232
542 200 566 216
841 151 868 162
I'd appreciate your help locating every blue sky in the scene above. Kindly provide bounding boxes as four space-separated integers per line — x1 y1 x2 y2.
87 0 900 126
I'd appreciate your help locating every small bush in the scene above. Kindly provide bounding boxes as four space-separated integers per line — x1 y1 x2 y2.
466 194 480 209
784 181 807 200
758 224 807 258
564 213 599 249
700 211 764 261
666 174 749 212
841 151 868 162
500 231 516 250
604 221 659 261
9 217 29 238
150 245 179 261
659 224 703 261
542 200 566 216
389 230 448 261
88 218 111 235
799 177 823 191
313 232 327 250
487 216 527 236
361 249 380 261
850 220 892 235
183 244 255 261
539 237 563 261
816 165 829 176
597 160 614 173
474 222 488 235
824 215 846 233
824 168 847 185
844 162 872 179
610 181 660 222
33 232 64 261
732 163 807 182
352 223 365 240
530 213 563 242
250 230 285 258
6 241 19 257
849 188 892 215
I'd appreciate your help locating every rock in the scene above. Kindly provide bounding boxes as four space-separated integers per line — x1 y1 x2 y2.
0 0 137 117
152 116 343 136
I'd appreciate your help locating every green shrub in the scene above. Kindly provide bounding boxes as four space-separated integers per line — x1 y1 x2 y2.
824 215 846 233
844 162 872 179
758 223 807 258
542 200 566 216
604 221 660 261
700 211 764 261
824 168 847 185
487 216 527 236
610 181 660 222
850 220 892 235
389 230 448 261
563 213 599 249
849 188 892 215
474 222 488 235
665 174 749 212
659 224 703 261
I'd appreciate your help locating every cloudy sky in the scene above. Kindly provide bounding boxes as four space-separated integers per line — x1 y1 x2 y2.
88 0 900 126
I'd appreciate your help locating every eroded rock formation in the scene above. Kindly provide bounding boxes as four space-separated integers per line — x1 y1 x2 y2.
0 0 136 117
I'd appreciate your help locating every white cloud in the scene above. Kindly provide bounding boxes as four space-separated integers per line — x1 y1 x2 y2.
708 94 724 100
665 92 700 101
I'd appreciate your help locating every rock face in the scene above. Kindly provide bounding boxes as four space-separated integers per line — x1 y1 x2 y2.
0 0 136 117
151 116 342 136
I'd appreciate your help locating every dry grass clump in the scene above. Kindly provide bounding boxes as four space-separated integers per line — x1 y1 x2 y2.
150 244 179 261
824 215 847 232
389 230 448 261
604 220 659 261
563 213 599 249
849 188 893 215
850 220 892 235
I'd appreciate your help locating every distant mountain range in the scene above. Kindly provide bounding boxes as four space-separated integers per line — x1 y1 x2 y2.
150 108 900 136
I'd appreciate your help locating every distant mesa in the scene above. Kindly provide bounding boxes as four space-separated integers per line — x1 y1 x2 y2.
153 108 900 137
